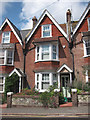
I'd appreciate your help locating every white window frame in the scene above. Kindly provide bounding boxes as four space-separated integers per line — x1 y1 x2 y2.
88 18 90 31
35 72 58 92
0 76 5 93
42 24 52 38
35 44 59 62
86 70 90 83
2 32 11 43
0 49 14 65
83 40 90 57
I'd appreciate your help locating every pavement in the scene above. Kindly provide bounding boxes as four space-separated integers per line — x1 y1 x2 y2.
0 103 90 118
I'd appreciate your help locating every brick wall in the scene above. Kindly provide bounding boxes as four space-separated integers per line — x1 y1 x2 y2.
72 11 90 83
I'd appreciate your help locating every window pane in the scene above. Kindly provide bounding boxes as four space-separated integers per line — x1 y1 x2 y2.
43 31 50 37
0 85 3 91
7 58 12 64
85 40 90 55
2 32 10 43
37 83 39 89
0 77 3 83
42 82 49 89
42 53 49 59
42 45 49 60
42 74 49 81
0 50 4 56
37 47 39 53
7 51 13 57
42 45 49 52
7 51 13 64
37 74 39 81
53 45 56 52
37 54 39 60
3 32 9 37
0 58 4 64
53 53 56 59
43 25 51 37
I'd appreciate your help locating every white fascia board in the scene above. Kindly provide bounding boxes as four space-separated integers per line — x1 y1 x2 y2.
9 68 22 77
26 10 68 43
0 19 22 46
73 5 90 36
57 64 73 73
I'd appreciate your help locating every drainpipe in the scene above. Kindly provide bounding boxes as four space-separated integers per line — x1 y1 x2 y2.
22 39 36 88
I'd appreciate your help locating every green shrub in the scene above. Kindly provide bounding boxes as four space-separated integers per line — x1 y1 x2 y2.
83 83 90 92
4 73 19 101
16 87 40 96
59 92 65 105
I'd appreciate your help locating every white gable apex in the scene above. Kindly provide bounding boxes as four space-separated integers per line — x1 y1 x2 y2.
26 9 68 43
0 18 23 45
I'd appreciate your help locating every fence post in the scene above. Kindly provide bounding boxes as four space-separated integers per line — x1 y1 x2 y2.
71 89 78 107
7 92 13 108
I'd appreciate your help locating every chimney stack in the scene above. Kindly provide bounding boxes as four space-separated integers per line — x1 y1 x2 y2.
66 9 72 40
32 16 37 28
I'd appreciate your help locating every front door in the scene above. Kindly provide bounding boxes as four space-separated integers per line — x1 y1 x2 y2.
61 75 71 98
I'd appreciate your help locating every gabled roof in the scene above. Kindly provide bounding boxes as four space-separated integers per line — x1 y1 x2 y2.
57 64 73 73
0 18 23 45
26 9 68 43
73 2 90 36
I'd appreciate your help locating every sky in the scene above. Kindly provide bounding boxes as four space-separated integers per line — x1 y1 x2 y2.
0 0 89 30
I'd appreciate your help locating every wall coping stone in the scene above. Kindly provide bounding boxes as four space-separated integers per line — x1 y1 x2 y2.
13 95 39 99
78 92 90 95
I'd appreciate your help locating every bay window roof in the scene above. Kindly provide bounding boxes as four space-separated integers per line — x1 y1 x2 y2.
33 36 59 43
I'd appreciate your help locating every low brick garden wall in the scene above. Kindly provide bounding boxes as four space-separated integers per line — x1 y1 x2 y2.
12 95 43 107
78 92 90 106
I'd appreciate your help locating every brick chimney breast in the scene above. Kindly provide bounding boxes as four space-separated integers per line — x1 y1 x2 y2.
32 16 37 28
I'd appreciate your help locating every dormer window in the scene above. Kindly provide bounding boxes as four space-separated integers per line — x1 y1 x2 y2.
2 32 10 43
42 24 52 38
88 18 90 31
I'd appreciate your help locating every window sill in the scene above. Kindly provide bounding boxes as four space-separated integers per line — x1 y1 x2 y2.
41 36 52 38
83 55 90 58
0 64 14 66
35 59 60 63
0 91 4 93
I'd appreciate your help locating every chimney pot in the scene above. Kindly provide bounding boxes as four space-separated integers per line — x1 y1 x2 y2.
66 9 71 23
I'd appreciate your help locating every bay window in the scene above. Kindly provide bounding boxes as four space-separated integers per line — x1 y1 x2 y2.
42 24 52 38
35 73 58 92
0 49 14 65
35 44 58 62
2 32 10 43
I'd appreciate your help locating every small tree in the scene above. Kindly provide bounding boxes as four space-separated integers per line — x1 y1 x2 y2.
4 73 19 100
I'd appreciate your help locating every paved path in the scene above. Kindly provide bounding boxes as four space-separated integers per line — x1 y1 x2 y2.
2 106 89 114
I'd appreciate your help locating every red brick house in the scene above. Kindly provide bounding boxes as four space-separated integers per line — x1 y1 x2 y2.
0 3 90 98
